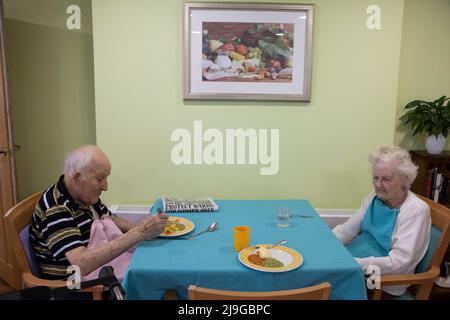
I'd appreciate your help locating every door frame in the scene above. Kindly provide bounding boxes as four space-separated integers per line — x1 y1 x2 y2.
0 0 19 289
0 0 17 203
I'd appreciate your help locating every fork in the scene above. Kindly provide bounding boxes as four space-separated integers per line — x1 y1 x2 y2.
255 239 287 249
290 214 314 218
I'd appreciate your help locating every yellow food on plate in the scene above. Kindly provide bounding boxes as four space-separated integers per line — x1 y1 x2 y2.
163 219 186 235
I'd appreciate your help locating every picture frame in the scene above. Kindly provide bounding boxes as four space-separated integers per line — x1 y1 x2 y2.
184 2 314 101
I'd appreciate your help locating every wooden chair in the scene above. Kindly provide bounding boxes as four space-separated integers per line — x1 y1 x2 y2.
371 194 450 300
4 191 104 300
188 282 331 300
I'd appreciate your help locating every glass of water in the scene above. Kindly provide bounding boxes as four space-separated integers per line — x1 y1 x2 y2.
277 207 291 227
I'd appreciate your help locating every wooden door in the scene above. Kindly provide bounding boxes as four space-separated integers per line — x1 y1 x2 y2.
0 1 19 289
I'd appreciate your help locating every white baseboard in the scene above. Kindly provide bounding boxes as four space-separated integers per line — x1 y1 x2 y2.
110 204 354 228
316 209 354 229
109 204 153 225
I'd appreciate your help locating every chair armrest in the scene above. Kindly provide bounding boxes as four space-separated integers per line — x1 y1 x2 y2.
23 272 104 299
23 272 67 289
380 266 440 286
370 266 440 300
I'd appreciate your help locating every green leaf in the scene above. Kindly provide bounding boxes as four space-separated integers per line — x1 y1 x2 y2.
404 100 422 109
259 40 276 58
413 126 421 136
435 96 447 107
259 40 291 59
399 96 450 137
275 38 289 49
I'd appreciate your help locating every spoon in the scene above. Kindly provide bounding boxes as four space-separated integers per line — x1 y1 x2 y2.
170 222 218 240
187 222 218 239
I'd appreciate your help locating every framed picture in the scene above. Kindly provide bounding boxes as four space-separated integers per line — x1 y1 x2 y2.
184 2 314 101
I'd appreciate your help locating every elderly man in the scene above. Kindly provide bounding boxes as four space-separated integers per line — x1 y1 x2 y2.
333 145 431 297
30 145 168 280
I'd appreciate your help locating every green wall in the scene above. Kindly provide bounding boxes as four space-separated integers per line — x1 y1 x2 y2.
4 0 96 200
4 0 448 208
394 0 450 150
92 0 404 208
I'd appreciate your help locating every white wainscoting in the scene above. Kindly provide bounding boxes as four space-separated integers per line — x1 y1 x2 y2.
110 205 152 225
110 204 354 229
316 209 354 229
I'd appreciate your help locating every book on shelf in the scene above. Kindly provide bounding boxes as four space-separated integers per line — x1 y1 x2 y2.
427 167 439 199
433 173 443 202
424 168 450 203
425 168 434 199
440 174 450 203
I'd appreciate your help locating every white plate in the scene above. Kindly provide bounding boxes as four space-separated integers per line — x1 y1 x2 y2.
238 244 303 273
159 217 195 237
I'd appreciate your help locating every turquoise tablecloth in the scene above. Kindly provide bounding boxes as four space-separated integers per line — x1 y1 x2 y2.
123 200 367 300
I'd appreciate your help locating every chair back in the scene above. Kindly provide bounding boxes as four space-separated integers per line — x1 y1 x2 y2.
19 226 41 277
416 195 450 272
415 225 442 273
4 191 104 299
188 282 331 300
5 192 43 278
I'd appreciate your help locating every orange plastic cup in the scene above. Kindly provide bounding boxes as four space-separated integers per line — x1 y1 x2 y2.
234 226 250 252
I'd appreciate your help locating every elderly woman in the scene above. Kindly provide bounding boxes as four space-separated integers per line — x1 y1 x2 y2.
333 145 431 297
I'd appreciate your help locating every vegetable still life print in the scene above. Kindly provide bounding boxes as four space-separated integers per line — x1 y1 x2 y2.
184 3 314 101
202 23 294 83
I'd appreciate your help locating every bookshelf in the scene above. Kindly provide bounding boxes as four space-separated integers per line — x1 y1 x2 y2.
410 150 450 299
410 150 450 207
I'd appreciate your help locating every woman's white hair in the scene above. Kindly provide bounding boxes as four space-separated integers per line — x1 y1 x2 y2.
63 145 97 177
369 145 418 188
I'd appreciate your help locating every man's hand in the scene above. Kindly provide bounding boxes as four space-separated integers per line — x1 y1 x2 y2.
137 213 169 240
65 213 170 275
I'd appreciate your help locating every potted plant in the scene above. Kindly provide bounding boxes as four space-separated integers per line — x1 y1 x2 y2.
399 96 450 154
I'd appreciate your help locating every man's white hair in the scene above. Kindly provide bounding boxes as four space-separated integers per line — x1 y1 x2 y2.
64 145 97 177
369 145 418 188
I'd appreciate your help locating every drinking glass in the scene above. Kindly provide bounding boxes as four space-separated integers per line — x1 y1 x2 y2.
277 207 291 227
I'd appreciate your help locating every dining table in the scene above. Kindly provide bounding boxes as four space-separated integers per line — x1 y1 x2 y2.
122 199 367 300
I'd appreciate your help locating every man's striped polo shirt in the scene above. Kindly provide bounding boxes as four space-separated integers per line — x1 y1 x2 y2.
29 175 110 280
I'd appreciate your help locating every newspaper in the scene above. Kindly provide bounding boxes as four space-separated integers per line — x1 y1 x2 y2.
162 197 219 213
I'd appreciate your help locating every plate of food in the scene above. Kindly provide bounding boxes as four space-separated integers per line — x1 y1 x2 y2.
238 244 303 272
160 217 195 237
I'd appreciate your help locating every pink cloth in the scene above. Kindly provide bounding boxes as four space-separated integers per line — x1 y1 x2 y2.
81 216 135 282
